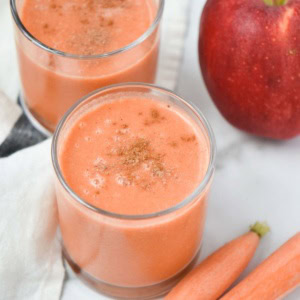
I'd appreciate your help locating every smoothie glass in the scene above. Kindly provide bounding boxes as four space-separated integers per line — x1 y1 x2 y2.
10 0 164 134
52 83 216 299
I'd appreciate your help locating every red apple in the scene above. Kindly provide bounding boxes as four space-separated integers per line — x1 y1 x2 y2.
199 0 300 139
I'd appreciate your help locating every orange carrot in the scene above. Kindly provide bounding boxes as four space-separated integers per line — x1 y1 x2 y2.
165 222 270 300
221 232 300 300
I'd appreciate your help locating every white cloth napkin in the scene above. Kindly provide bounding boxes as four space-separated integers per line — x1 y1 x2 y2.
0 0 191 299
0 136 64 300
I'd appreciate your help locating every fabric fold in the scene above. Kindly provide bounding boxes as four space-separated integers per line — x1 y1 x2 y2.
0 139 64 300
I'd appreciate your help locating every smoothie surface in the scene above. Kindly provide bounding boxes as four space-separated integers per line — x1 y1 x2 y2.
21 0 154 55
60 96 210 215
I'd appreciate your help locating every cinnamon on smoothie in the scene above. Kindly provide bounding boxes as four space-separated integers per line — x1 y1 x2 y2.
15 0 160 130
60 96 209 214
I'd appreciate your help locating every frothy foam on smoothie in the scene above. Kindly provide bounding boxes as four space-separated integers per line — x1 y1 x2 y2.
59 94 210 215
21 0 155 55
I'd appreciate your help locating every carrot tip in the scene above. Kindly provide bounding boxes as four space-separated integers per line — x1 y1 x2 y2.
250 222 270 238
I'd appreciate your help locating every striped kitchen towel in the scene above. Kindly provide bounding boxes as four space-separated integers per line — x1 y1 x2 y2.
0 93 47 157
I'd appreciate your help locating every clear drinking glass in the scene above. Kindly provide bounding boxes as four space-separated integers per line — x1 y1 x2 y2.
52 83 216 299
10 0 164 134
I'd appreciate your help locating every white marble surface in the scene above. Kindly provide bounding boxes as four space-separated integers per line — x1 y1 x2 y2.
1 0 300 299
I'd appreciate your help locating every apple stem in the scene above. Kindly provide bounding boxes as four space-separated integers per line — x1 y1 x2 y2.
263 0 287 6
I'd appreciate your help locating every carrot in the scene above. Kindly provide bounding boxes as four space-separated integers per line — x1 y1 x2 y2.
165 222 270 300
221 232 300 300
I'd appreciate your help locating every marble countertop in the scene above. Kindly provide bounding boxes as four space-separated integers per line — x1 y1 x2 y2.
1 0 299 299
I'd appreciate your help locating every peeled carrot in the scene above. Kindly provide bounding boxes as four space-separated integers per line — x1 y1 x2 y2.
221 232 300 300
165 222 270 300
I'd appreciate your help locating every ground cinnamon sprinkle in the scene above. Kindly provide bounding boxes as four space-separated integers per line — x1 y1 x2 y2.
181 134 196 142
49 2 62 10
151 109 160 119
80 19 89 25
99 16 114 27
144 108 166 126
118 138 151 166
97 134 169 189
87 0 94 10
116 138 167 186
52 0 118 55
67 29 108 55
101 0 126 9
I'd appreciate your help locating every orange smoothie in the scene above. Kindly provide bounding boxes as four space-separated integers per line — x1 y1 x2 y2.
61 98 209 215
53 86 214 296
13 0 161 131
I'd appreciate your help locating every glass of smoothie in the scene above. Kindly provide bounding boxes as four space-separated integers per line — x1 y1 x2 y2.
52 83 216 299
10 0 164 134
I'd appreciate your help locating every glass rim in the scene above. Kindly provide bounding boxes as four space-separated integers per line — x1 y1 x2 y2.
10 0 165 60
51 83 216 220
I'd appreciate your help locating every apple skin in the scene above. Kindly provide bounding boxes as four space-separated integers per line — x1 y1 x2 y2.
199 0 300 139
